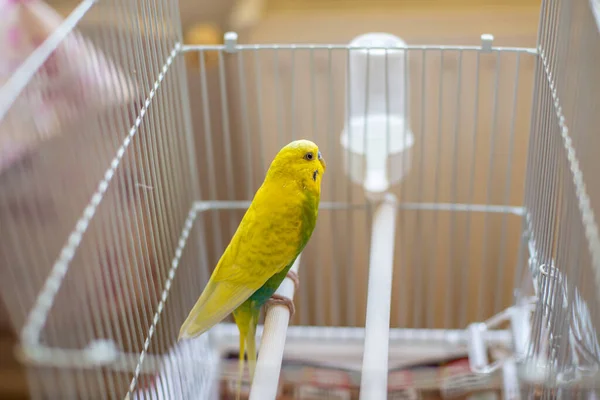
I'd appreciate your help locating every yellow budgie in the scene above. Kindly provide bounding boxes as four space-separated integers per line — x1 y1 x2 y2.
178 139 326 399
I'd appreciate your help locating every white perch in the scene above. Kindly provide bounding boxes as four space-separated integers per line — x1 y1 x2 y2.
359 194 398 400
248 255 302 400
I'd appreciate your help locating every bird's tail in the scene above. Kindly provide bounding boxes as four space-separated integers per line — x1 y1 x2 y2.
246 318 258 381
236 328 247 400
233 302 260 400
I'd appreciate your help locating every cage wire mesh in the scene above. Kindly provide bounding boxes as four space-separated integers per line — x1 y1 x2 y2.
520 0 600 396
0 0 599 398
0 0 218 398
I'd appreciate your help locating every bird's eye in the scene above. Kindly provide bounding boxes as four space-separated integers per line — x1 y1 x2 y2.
304 152 314 161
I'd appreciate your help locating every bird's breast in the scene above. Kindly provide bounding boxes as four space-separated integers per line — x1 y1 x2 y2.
266 203 303 242
244 185 315 267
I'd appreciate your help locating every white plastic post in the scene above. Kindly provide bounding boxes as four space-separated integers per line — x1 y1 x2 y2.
502 359 521 400
248 255 302 400
342 32 408 400
359 194 398 400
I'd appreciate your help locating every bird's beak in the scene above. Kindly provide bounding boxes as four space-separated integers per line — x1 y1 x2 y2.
319 157 326 172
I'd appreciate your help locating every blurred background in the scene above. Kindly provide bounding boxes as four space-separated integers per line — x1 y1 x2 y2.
0 0 541 398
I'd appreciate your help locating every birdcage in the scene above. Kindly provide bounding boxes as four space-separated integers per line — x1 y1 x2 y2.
0 0 598 399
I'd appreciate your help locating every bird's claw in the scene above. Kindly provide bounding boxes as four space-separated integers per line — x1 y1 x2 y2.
266 294 295 318
286 270 299 291
265 271 299 319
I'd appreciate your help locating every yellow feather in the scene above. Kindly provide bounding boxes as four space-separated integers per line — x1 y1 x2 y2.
178 274 255 339
236 330 246 400
232 303 260 400
246 318 258 380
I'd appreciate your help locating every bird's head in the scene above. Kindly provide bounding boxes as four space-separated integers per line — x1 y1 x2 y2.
267 139 326 193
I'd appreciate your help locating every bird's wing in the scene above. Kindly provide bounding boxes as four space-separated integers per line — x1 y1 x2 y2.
178 194 297 340
177 265 257 339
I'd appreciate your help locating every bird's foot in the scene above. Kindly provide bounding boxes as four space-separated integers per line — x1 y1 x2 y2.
286 270 299 291
266 294 295 318
265 271 299 318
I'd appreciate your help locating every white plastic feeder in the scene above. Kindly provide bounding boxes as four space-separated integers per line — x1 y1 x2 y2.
341 33 414 196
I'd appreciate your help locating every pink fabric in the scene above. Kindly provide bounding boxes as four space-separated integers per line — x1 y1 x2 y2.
7 26 20 46
0 0 135 174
